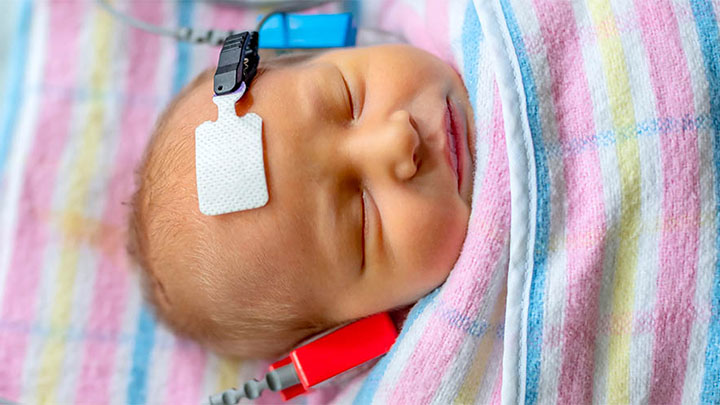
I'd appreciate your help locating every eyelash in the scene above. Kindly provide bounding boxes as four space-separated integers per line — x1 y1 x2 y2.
360 189 368 269
340 73 355 120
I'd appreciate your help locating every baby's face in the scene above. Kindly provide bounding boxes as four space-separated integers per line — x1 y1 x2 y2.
179 45 475 328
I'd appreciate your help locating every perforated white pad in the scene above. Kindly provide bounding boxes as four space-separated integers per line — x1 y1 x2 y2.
195 87 269 216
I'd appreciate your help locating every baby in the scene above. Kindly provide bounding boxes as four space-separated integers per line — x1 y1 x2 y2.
128 44 476 359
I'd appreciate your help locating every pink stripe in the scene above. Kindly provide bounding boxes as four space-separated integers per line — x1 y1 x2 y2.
165 340 207 403
634 1 700 402
392 88 510 402
490 368 502 405
211 2 254 32
530 1 606 403
0 1 86 399
379 4 434 56
209 5 255 66
522 1 707 59
254 390 287 404
426 0 452 65
378 1 451 64
73 2 165 403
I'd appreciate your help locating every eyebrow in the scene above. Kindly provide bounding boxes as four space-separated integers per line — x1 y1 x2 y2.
294 65 325 124
304 64 349 121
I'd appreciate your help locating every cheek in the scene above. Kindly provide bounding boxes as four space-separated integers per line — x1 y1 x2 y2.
395 200 469 280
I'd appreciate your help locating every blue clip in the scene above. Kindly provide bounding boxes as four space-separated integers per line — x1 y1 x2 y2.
258 13 356 49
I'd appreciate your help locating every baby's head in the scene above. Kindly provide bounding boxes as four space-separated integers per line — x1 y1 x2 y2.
129 44 475 358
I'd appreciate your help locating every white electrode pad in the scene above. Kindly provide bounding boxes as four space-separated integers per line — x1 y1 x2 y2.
195 85 269 216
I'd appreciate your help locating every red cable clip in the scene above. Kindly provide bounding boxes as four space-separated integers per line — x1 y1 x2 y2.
270 312 398 401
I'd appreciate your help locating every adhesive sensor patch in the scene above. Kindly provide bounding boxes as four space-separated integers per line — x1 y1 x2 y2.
195 83 269 216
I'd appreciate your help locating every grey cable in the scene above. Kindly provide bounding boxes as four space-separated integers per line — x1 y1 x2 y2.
96 0 231 45
96 0 339 46
97 0 405 47
205 363 301 405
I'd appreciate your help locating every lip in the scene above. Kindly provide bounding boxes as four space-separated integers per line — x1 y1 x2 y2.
444 97 467 193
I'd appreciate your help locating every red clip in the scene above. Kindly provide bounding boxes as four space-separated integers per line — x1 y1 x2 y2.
270 312 398 401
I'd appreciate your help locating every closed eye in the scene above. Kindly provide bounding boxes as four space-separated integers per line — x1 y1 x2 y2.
360 189 368 270
339 70 355 120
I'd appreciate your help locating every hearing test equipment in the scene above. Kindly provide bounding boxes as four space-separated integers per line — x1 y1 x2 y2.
97 1 400 403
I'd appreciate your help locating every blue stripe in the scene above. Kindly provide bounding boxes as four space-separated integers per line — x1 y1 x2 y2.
126 3 194 403
352 288 440 404
461 1 482 111
498 2 550 404
172 1 194 95
690 1 720 402
0 0 32 176
127 307 157 405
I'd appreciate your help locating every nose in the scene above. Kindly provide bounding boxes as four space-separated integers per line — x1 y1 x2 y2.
365 110 421 182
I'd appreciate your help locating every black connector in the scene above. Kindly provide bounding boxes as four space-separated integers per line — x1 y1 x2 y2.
213 31 260 96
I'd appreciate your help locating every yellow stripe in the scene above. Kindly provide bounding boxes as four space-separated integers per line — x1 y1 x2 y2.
588 1 642 403
453 284 507 404
35 7 113 403
215 357 244 392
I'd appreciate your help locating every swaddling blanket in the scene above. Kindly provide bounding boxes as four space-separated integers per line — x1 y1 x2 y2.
491 1 720 403
321 0 720 404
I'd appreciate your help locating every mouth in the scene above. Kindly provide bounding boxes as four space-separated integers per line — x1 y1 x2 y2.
444 97 466 192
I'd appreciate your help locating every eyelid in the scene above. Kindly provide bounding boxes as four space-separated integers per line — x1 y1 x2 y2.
360 189 368 270
339 70 356 120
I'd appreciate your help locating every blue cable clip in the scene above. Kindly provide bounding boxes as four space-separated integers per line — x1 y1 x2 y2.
258 13 356 49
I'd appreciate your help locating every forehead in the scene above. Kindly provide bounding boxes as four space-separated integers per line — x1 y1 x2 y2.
243 61 336 199
189 60 334 268
184 62 321 193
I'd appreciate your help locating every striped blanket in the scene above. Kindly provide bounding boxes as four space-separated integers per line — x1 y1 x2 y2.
323 0 720 403
494 0 720 403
